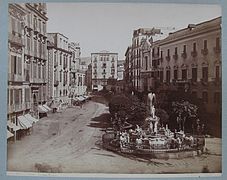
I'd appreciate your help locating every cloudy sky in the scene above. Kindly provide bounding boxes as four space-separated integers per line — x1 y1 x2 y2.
47 2 221 60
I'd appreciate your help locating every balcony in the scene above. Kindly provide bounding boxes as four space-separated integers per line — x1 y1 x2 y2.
8 32 24 46
54 80 59 87
213 46 221 54
165 56 170 61
201 48 208 56
181 52 187 59
172 54 178 60
191 50 198 58
102 72 106 75
9 103 25 113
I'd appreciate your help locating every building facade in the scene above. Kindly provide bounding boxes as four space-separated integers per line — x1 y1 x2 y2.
130 28 163 92
8 4 27 125
8 3 48 124
91 51 118 91
154 17 221 115
47 36 86 102
117 60 125 81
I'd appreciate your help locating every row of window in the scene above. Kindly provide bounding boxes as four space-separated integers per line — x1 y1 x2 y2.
158 37 220 59
158 66 219 83
93 56 115 62
193 91 220 104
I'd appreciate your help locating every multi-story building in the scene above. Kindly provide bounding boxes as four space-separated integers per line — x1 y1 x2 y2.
23 3 48 113
117 60 125 81
91 51 118 91
47 33 71 102
124 46 132 93
69 43 87 96
154 17 221 116
85 63 92 92
130 28 164 92
8 3 48 139
8 4 27 127
47 37 86 101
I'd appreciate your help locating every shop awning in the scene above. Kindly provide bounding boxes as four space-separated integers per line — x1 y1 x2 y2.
76 96 85 101
7 130 14 139
7 121 21 131
38 105 48 113
43 104 52 111
18 115 32 129
24 114 39 124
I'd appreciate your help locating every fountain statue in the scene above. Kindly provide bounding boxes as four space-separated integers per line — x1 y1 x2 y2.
146 92 159 134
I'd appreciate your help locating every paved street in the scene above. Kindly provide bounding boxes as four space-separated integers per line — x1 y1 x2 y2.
7 100 221 174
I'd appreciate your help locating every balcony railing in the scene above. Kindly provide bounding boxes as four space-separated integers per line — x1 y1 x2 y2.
181 52 187 59
191 50 198 58
201 48 208 56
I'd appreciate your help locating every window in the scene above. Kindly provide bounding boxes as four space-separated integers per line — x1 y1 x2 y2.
145 56 148 70
175 47 178 55
183 45 186 53
157 47 160 56
60 53 62 65
25 88 30 102
182 69 187 80
38 63 41 78
192 68 197 82
204 40 207 49
60 71 62 82
202 67 208 82
166 70 170 83
160 51 163 59
103 63 106 68
214 92 220 104
216 37 220 48
202 91 208 103
193 42 197 51
167 49 170 57
174 69 178 80
216 66 220 79
160 71 163 82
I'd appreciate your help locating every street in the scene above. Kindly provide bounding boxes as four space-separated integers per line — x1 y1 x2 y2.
7 100 221 174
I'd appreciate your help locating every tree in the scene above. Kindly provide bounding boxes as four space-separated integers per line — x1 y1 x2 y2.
109 94 149 129
172 100 198 132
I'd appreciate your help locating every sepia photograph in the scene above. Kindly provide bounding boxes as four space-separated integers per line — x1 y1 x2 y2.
6 2 221 176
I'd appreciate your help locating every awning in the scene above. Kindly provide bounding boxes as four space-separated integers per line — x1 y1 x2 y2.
43 104 51 111
7 121 21 131
24 114 39 124
76 96 85 101
7 130 14 139
18 115 32 129
38 105 48 113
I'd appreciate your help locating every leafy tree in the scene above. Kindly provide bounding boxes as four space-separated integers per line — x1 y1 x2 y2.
172 100 198 132
109 94 149 129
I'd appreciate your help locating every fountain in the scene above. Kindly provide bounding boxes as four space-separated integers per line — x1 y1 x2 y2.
102 92 205 159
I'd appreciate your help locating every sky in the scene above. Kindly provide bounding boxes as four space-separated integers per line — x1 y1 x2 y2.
47 3 221 60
